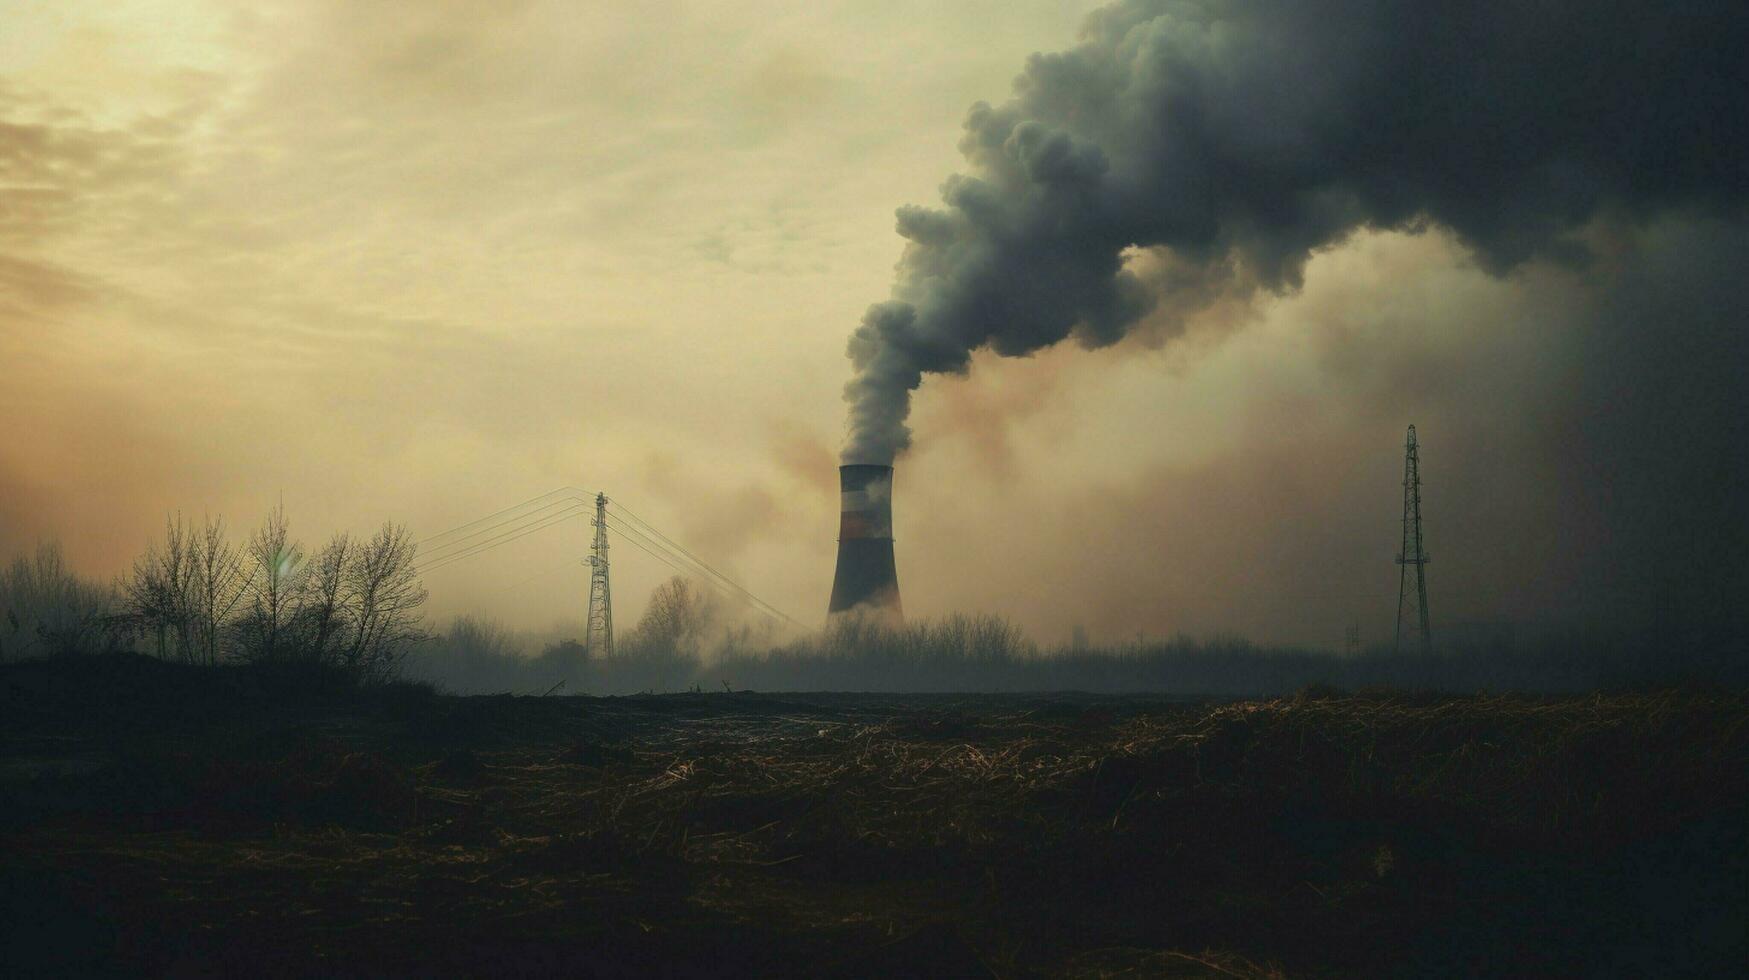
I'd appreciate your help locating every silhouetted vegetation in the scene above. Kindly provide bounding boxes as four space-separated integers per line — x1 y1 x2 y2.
2 507 426 684
404 602 1724 696
403 576 747 695
0 543 124 660
4 563 1744 974
8 540 1739 698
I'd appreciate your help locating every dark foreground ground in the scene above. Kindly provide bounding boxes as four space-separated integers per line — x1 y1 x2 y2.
2 657 1745 978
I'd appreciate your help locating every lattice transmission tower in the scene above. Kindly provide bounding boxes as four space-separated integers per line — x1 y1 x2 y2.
585 492 614 658
1394 425 1432 655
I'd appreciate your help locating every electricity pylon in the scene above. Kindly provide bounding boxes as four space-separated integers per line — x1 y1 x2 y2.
1394 425 1432 655
585 492 614 658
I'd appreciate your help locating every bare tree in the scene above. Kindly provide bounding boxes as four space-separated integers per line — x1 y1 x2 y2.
121 514 427 678
125 515 197 661
342 523 427 680
300 532 352 666
240 503 306 662
189 515 247 666
633 576 718 656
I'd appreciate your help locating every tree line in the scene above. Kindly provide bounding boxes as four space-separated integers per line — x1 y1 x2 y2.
1 505 426 681
404 576 781 694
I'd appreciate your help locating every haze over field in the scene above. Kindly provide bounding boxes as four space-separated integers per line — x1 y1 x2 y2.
2 0 1744 652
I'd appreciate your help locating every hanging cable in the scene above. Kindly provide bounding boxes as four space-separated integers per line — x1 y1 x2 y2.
603 514 802 627
607 518 793 624
607 503 802 626
603 521 799 627
418 497 588 563
415 505 587 574
417 487 592 546
411 488 802 629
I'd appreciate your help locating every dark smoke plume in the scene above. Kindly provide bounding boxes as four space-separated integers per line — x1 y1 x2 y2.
842 0 1747 463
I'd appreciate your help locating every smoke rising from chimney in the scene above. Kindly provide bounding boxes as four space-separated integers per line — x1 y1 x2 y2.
841 0 1748 464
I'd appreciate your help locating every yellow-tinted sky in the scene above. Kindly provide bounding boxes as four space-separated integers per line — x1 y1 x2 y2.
4 1 1738 648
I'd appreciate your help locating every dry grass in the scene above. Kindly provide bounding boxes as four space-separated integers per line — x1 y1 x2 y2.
2 658 1745 976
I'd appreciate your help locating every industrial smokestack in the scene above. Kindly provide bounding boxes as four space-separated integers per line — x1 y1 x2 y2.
827 464 901 619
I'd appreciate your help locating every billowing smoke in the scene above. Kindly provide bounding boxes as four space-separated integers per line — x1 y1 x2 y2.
842 0 1747 463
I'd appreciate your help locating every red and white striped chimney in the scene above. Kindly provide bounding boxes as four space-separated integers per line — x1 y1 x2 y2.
827 464 902 618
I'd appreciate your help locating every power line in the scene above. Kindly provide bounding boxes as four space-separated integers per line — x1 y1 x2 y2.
412 488 802 630
418 503 587 570
415 505 587 574
603 516 801 628
609 516 799 627
418 489 591 549
604 521 695 578
418 497 588 562
417 508 585 575
603 518 748 600
608 503 801 626
417 487 592 546
604 522 797 628
605 521 740 597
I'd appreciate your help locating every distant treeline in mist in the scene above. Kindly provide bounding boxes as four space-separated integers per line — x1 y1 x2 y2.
0 506 426 681
5 532 1737 695
404 581 1732 697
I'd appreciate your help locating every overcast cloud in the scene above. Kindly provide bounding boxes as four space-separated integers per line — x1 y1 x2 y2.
2 1 1743 650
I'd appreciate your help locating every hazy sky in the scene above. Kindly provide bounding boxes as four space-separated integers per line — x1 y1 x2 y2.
3 1 1744 649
